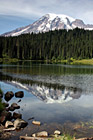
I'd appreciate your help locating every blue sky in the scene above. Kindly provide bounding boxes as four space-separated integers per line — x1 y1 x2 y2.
0 0 93 34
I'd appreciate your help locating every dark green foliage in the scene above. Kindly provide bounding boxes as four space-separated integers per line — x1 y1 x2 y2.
0 88 3 95
0 28 93 60
0 100 4 112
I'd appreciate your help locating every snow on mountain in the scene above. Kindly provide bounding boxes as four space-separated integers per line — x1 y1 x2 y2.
1 13 93 37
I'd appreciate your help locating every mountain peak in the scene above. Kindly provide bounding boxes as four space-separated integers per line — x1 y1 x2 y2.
1 13 93 37
44 13 75 23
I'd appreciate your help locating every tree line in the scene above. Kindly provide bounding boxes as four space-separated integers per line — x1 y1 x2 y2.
0 28 93 60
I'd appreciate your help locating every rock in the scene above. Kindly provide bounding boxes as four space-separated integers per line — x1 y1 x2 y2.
13 112 22 119
32 121 41 126
0 131 12 139
0 116 6 124
15 91 24 98
11 103 20 109
3 102 9 107
4 127 15 131
0 111 12 124
5 107 10 111
20 136 48 140
32 131 48 137
4 91 14 102
54 130 61 135
5 121 14 128
28 117 34 120
17 99 21 103
14 119 28 129
32 134 36 137
9 103 20 111
73 124 81 130
9 106 15 111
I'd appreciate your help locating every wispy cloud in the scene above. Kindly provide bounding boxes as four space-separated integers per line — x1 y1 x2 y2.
0 0 93 23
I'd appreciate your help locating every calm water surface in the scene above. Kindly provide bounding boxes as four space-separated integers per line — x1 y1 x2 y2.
0 62 93 138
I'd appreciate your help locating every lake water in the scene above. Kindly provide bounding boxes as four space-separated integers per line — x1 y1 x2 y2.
0 61 93 138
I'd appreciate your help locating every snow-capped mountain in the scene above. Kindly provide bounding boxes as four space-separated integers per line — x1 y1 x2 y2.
2 13 93 37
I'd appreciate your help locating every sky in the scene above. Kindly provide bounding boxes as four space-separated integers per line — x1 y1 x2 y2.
0 0 93 34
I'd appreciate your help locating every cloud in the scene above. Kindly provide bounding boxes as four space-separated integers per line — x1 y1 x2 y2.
77 10 93 24
0 0 93 23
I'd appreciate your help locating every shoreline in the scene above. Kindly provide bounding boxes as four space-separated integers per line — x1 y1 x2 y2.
0 90 93 140
1 119 93 140
0 58 93 65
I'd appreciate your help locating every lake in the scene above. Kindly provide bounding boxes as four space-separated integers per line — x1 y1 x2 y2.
0 61 93 138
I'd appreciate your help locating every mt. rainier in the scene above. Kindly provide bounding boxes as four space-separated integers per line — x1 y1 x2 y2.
2 13 93 37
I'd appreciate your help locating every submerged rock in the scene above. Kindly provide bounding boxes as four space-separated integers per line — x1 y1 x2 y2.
15 91 24 98
32 121 41 126
17 99 21 103
14 119 28 129
0 131 12 139
32 131 48 137
28 117 34 120
13 112 22 119
4 91 14 102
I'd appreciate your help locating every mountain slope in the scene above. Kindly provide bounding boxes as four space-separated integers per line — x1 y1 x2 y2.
2 13 93 37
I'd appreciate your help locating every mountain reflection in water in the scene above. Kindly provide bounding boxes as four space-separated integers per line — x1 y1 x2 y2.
7 80 82 103
0 63 93 104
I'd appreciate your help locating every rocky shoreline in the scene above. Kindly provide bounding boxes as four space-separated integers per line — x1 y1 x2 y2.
0 90 93 140
0 90 28 139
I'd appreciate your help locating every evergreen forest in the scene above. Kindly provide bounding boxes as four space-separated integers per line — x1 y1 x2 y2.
0 28 93 60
